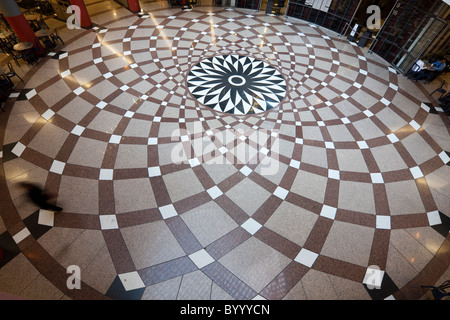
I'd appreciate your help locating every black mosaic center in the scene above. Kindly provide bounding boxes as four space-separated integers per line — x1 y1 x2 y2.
187 55 287 115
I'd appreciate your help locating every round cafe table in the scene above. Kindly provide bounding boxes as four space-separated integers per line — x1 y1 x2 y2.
35 29 52 37
13 41 33 51
0 31 14 39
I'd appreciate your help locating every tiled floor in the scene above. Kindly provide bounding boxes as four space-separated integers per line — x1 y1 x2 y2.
0 0 449 300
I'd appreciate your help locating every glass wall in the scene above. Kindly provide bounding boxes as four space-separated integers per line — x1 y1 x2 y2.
285 0 362 34
235 0 260 9
369 0 448 74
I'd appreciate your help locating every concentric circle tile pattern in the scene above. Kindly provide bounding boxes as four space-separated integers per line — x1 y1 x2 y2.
0 6 449 300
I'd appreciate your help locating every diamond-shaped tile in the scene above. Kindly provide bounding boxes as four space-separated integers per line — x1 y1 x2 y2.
426 210 442 226
410 166 424 179
100 215 119 230
294 248 318 268
71 125 85 136
148 166 161 177
188 249 215 269
239 165 252 176
241 218 262 235
11 142 26 157
50 160 65 174
328 169 340 180
207 186 223 199
12 228 31 244
38 210 55 227
109 135 122 144
99 168 114 180
370 172 384 184
320 205 337 220
159 204 178 219
376 215 391 229
273 186 289 200
118 271 145 291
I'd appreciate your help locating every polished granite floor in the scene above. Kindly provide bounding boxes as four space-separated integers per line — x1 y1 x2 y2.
0 0 449 300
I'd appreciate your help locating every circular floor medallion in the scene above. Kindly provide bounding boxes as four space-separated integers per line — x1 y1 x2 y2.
187 55 287 115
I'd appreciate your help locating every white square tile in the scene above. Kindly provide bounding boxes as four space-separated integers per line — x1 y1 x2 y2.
420 103 430 112
241 218 262 235
148 166 161 177
387 133 399 143
118 271 145 291
159 204 178 219
289 159 301 169
357 141 369 149
188 158 200 167
13 228 30 244
188 249 215 269
426 210 442 226
103 72 113 79
389 83 398 91
409 120 421 131
410 166 424 179
320 205 337 220
26 89 37 99
50 160 65 174
148 137 158 145
370 172 384 184
388 67 397 74
273 186 289 200
71 125 85 136
153 116 161 122
100 214 119 230
363 110 374 117
207 186 223 199
93 58 103 64
294 248 318 268
124 111 134 118
240 165 252 176
120 85 129 91
363 267 385 289
99 168 114 180
12 142 26 157
341 118 350 124
376 215 391 229
381 98 390 106
96 101 107 109
38 210 55 227
317 121 325 126
60 70 71 78
109 135 122 144
328 169 340 180
73 87 85 95
438 151 450 164
325 141 335 149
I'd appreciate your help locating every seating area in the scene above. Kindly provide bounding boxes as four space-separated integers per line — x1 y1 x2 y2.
0 4 65 99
